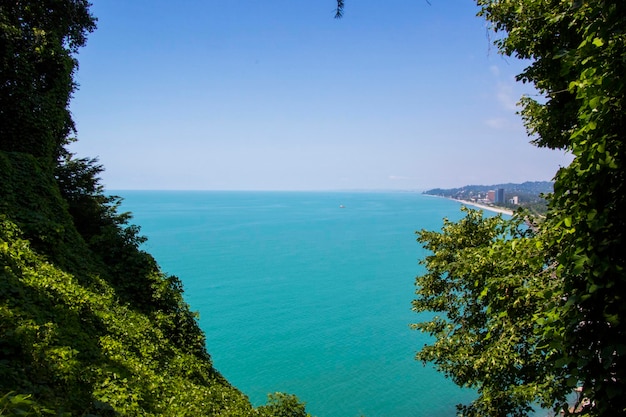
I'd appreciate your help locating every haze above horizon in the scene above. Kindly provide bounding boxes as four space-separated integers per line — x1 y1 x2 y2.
70 0 572 191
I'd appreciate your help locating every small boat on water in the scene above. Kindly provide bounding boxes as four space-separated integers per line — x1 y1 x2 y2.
339 204 345 208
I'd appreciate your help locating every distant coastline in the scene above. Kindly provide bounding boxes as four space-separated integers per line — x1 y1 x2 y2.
423 181 553 216
424 193 515 216
452 198 514 216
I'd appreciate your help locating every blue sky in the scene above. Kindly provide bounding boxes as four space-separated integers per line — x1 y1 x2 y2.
69 0 572 191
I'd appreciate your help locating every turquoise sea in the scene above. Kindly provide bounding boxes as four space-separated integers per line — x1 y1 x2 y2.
117 191 483 417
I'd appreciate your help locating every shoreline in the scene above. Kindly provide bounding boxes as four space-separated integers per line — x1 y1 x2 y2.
451 199 514 216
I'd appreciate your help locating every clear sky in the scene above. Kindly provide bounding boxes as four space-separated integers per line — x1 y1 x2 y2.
69 0 572 191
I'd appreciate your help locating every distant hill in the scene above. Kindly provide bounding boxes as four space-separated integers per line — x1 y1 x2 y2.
424 181 553 215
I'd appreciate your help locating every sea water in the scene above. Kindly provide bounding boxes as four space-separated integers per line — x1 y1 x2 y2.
117 191 482 417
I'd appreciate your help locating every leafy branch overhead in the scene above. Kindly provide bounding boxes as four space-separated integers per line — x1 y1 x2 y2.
335 0 344 18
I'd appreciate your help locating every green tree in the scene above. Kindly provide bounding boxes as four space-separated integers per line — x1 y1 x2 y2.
257 393 312 417
407 1 626 415
477 2 625 414
0 0 96 164
412 209 568 416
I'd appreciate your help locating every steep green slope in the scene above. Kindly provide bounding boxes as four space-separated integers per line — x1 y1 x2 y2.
0 155 309 416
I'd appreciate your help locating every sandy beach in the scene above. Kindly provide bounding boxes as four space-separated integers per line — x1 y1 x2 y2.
452 199 514 216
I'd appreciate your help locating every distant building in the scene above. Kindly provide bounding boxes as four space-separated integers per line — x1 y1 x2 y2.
510 196 519 205
495 188 505 204
487 190 496 203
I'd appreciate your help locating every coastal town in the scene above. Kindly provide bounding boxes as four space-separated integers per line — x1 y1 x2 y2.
423 181 554 215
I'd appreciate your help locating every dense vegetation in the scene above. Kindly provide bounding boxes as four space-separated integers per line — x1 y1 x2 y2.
413 2 625 416
423 181 553 214
0 2 309 416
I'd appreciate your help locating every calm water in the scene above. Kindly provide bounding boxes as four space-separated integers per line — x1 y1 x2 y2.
117 191 479 417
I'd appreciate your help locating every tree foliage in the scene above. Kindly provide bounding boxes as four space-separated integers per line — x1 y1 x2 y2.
334 0 344 18
0 0 96 164
413 209 567 416
409 1 626 416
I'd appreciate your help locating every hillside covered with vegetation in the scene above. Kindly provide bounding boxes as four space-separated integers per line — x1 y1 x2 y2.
0 2 308 416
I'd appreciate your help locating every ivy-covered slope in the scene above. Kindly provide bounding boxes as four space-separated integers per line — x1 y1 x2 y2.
0 155 310 417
